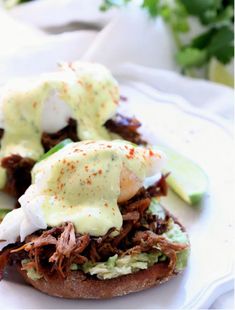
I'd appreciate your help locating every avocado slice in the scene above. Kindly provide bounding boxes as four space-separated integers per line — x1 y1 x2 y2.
38 138 73 162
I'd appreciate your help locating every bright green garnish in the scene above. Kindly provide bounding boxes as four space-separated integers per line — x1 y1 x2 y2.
38 139 73 162
100 0 234 81
82 252 165 279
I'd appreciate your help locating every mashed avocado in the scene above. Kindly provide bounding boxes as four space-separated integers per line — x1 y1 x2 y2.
82 252 165 280
21 259 42 281
23 253 165 281
175 248 190 271
163 219 190 271
148 197 166 219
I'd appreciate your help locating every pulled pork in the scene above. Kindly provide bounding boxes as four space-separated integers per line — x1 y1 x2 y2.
41 119 78 152
0 114 144 199
1 155 35 198
105 113 146 145
41 114 146 150
0 178 188 280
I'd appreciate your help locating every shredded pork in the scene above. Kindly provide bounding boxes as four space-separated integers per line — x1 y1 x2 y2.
1 155 35 198
105 113 146 145
0 178 188 280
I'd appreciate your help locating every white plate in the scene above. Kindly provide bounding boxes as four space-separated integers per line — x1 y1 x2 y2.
0 81 233 309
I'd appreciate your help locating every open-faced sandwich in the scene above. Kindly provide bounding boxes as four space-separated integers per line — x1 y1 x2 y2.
0 140 190 298
0 61 144 200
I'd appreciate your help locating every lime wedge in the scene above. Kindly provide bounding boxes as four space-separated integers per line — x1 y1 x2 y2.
208 58 234 88
157 146 208 205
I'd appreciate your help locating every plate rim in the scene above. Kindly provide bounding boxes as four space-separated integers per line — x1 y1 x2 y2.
120 80 234 309
119 79 233 137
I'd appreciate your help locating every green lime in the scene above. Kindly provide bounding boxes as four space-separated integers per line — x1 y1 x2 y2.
208 58 234 88
158 146 208 205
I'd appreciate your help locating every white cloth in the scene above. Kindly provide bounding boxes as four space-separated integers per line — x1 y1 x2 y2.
10 0 115 28
0 2 234 308
1 5 233 118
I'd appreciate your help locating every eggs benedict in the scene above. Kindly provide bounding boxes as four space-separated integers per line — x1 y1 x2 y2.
0 62 144 199
0 140 189 298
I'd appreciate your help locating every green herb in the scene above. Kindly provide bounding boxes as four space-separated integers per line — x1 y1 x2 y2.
206 26 234 63
38 139 73 162
177 25 234 70
100 0 234 79
142 0 160 17
176 47 207 68
180 0 234 25
100 0 132 11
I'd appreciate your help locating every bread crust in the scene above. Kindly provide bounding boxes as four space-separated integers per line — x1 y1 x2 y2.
18 262 178 299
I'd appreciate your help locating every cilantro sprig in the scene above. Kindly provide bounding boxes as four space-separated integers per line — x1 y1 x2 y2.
101 0 234 77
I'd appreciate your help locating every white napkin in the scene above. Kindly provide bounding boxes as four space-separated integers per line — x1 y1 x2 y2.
10 2 177 71
0 6 172 81
82 8 177 72
0 29 96 80
1 6 233 120
10 0 116 28
0 9 45 56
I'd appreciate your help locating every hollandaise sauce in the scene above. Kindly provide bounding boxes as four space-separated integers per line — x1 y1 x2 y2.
0 62 119 188
19 140 161 237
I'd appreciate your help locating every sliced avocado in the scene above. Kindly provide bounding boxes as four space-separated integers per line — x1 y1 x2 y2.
157 146 208 205
38 138 73 162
